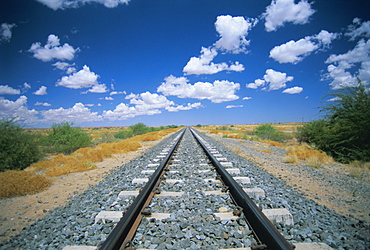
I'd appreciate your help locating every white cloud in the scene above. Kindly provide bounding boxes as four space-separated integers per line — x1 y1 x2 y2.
214 15 257 53
157 75 240 103
246 79 265 89
243 96 252 100
166 102 202 112
33 86 48 95
0 23 16 42
263 0 315 32
269 30 338 64
248 69 294 91
29 34 78 62
35 0 130 10
110 91 126 95
183 47 244 75
264 69 294 90
104 96 114 100
282 86 303 94
23 83 31 91
315 30 339 46
0 96 39 124
226 105 243 109
324 38 370 89
346 18 370 41
42 103 102 123
103 92 174 120
0 85 20 95
56 65 99 89
85 84 108 93
35 102 52 106
270 37 318 64
53 62 76 74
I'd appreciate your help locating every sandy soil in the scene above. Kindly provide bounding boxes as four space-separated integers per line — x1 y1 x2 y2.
0 140 159 242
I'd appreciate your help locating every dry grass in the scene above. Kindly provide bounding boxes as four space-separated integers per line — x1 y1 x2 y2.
262 139 284 148
348 161 370 179
285 144 333 168
284 154 299 164
259 149 272 154
0 171 52 198
0 127 181 198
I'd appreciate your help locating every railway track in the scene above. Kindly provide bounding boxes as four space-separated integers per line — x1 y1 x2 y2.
94 127 294 250
2 126 367 249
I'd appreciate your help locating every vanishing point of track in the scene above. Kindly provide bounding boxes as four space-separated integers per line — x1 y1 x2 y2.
98 127 294 250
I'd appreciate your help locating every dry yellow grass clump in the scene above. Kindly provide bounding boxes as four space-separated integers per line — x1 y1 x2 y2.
284 145 333 168
0 171 52 198
28 127 180 178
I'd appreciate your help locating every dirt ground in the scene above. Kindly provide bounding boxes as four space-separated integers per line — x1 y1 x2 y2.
0 140 159 242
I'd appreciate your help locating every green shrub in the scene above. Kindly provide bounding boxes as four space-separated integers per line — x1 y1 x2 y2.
0 120 44 171
114 129 134 139
254 123 287 142
297 80 370 163
45 122 91 154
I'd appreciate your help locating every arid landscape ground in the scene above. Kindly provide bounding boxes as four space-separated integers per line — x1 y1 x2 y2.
1 127 369 244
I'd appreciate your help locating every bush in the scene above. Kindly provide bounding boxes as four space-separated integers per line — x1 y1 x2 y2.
45 122 91 154
0 120 44 171
297 80 370 163
114 129 134 139
254 124 287 142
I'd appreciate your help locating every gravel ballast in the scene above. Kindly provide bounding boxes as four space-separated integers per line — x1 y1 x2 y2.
1 128 369 249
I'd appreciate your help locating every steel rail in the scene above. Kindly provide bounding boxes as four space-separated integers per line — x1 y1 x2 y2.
99 128 186 250
190 128 294 250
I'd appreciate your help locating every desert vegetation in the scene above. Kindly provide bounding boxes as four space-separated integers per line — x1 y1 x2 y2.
0 122 181 198
297 80 370 164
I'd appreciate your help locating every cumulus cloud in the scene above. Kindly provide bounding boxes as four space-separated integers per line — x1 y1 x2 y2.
269 30 338 64
35 102 52 106
29 34 78 62
84 84 108 94
42 103 102 123
264 69 294 90
243 96 252 100
166 102 202 112
35 0 130 10
0 85 20 95
214 15 257 53
346 18 370 41
247 69 294 91
226 105 243 109
33 86 48 95
0 96 39 124
0 23 16 42
263 0 315 32
282 86 303 94
324 36 370 89
183 47 244 75
157 75 240 103
103 92 174 120
246 79 265 89
183 15 255 75
56 65 99 89
53 62 76 74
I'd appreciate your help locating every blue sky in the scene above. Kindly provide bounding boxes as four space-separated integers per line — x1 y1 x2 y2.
1 0 369 127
